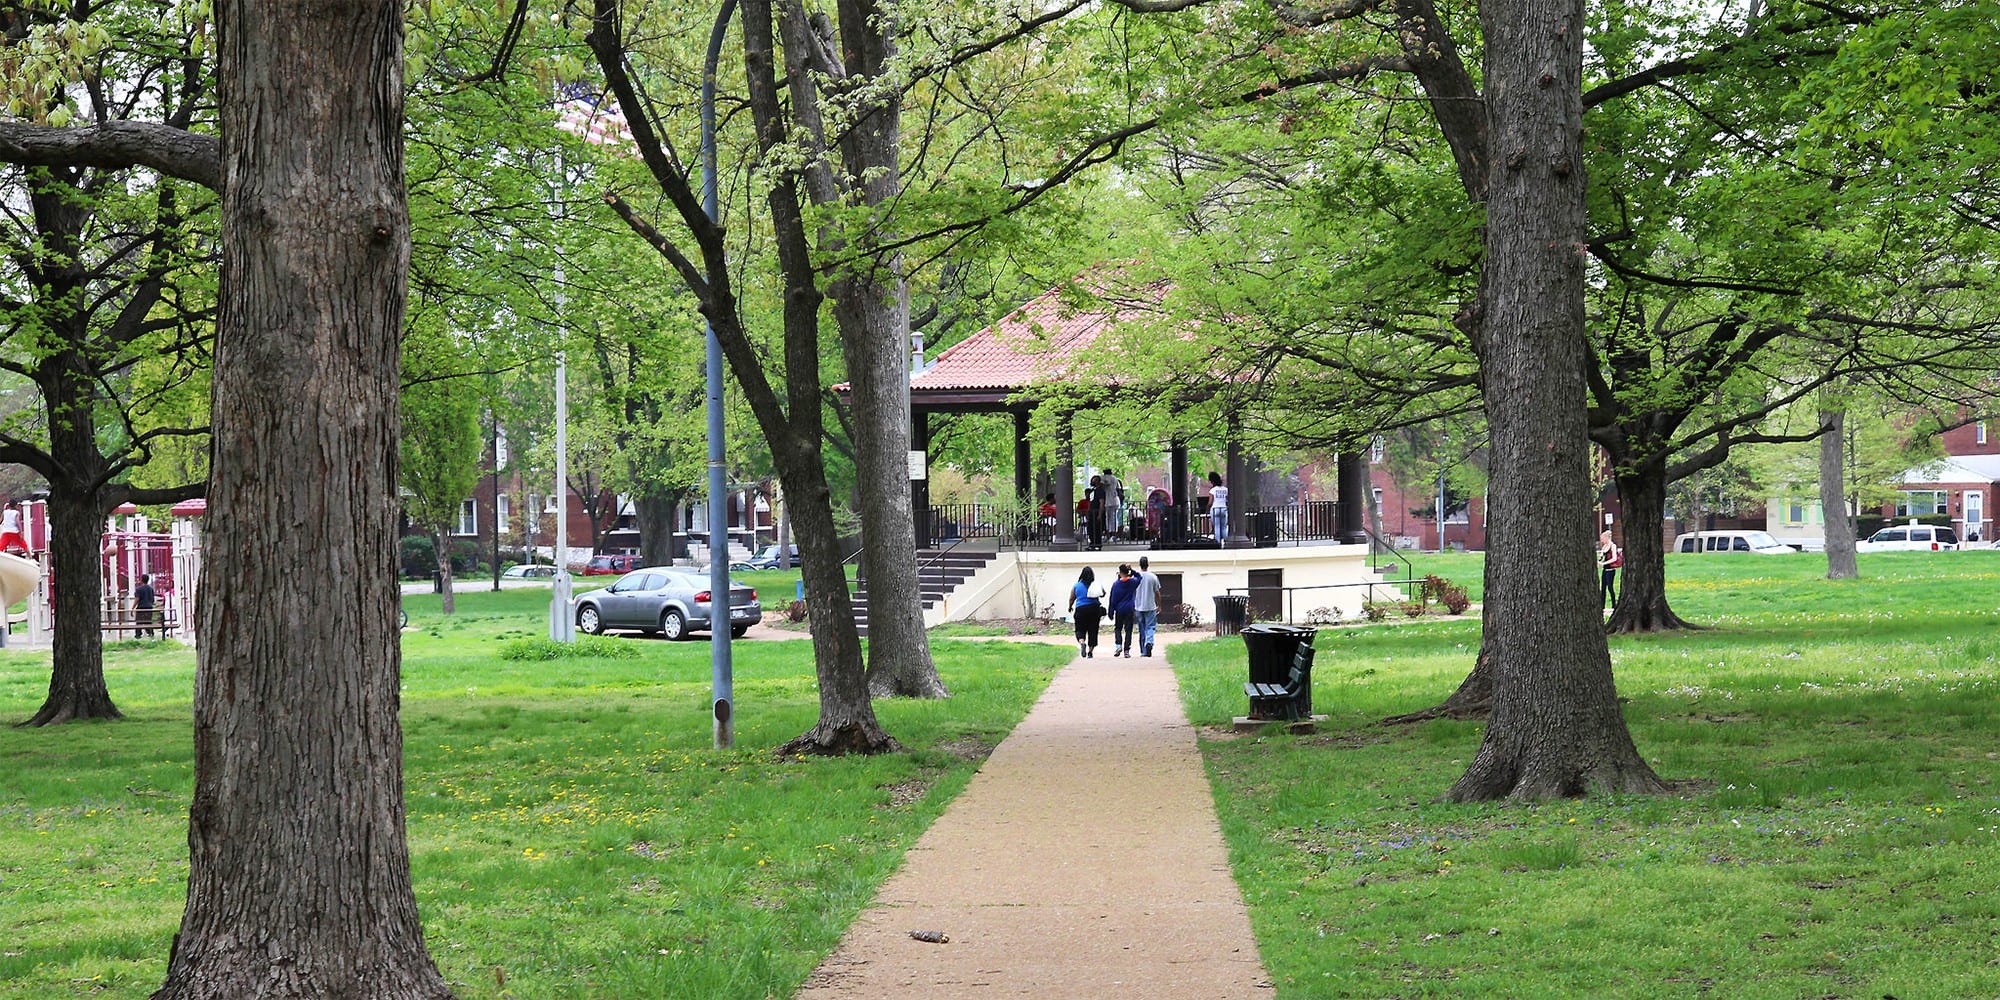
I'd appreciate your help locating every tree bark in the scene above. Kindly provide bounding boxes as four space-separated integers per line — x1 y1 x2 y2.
636 491 682 568
1820 408 1857 580
22 470 119 726
772 0 944 700
153 0 449 995
1605 462 1694 632
431 528 457 615
738 0 899 754
1445 0 1666 802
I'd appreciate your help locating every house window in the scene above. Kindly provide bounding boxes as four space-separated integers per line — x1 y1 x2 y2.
1979 422 1989 446
495 426 510 466
1895 490 1948 517
496 494 510 534
1787 501 1805 524
454 498 478 536
1370 437 1385 463
545 492 561 513
1371 487 1384 518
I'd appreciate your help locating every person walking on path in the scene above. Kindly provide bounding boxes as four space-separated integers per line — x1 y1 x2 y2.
1598 530 1621 608
1107 564 1139 657
1067 566 1106 657
1206 470 1229 545
795 642 1270 999
1134 555 1163 656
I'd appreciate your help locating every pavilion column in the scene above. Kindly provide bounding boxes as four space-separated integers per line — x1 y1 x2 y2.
1336 449 1369 545
1051 417 1078 551
1225 412 1249 547
1169 438 1189 545
1013 409 1031 504
912 409 931 551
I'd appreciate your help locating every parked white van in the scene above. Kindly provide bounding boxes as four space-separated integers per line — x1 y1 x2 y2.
1673 530 1795 554
1856 521 1959 552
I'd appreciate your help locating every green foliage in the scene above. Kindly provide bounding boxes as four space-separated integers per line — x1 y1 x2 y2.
399 535 435 578
497 635 640 661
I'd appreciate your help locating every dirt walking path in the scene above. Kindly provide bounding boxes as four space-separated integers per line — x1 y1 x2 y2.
797 632 1271 998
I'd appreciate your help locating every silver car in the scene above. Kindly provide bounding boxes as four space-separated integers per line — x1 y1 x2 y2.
574 567 762 640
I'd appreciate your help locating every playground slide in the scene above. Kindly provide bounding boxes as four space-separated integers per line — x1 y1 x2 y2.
0 551 37 610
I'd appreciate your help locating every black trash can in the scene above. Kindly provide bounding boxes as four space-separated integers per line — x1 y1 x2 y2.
1241 623 1316 687
1212 594 1249 636
1253 510 1279 548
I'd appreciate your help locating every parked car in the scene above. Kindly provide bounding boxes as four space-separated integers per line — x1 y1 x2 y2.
501 564 558 580
573 566 762 640
1856 522 1960 552
1672 530 1794 554
746 544 801 570
582 553 643 576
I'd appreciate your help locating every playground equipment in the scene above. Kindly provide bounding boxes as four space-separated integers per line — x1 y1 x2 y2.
0 551 35 647
0 497 206 646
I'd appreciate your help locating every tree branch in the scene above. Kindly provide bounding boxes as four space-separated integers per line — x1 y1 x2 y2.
0 121 219 190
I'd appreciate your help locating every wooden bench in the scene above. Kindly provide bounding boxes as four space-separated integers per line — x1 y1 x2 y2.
1244 644 1314 721
100 611 176 638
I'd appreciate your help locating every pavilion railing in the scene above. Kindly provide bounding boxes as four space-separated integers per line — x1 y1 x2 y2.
918 500 1354 549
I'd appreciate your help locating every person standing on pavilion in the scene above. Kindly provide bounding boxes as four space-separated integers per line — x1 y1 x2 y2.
1102 469 1126 541
1206 471 1229 545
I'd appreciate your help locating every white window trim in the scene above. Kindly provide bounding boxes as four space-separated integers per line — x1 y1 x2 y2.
453 498 478 536
496 494 511 535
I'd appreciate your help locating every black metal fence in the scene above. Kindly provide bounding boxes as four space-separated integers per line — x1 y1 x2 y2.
919 500 1352 549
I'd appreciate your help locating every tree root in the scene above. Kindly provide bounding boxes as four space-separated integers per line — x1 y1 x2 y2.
776 723 904 758
1381 698 1492 725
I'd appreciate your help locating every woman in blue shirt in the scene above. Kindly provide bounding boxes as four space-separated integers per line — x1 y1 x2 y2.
1068 566 1106 658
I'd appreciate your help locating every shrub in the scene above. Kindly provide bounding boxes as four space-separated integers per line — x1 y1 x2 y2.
498 635 641 661
784 599 809 623
1423 574 1472 615
1402 600 1428 618
1172 603 1202 628
399 535 434 578
1303 606 1343 626
1359 601 1391 622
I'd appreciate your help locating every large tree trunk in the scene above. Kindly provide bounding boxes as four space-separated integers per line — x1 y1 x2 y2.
771 440 902 756
1606 462 1694 633
777 0 943 700
154 1 449 995
1820 408 1857 580
22 471 118 726
1445 0 1665 802
431 528 457 615
585 0 899 754
636 491 681 568
736 0 899 755
840 280 946 699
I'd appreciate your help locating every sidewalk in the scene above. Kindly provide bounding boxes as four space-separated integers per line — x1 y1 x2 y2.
796 630 1271 998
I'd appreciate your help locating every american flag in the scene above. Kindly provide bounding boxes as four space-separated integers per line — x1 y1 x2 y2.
554 82 634 148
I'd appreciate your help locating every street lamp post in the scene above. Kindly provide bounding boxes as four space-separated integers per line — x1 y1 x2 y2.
703 0 740 750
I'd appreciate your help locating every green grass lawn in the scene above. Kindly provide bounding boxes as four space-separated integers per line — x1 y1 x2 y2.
1177 550 2000 998
0 588 1066 998
7 553 1999 997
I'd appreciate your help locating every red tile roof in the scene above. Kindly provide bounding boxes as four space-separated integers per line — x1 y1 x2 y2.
912 278 1166 397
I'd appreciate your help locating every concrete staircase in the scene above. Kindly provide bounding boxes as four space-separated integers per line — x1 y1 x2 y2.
849 547 995 637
